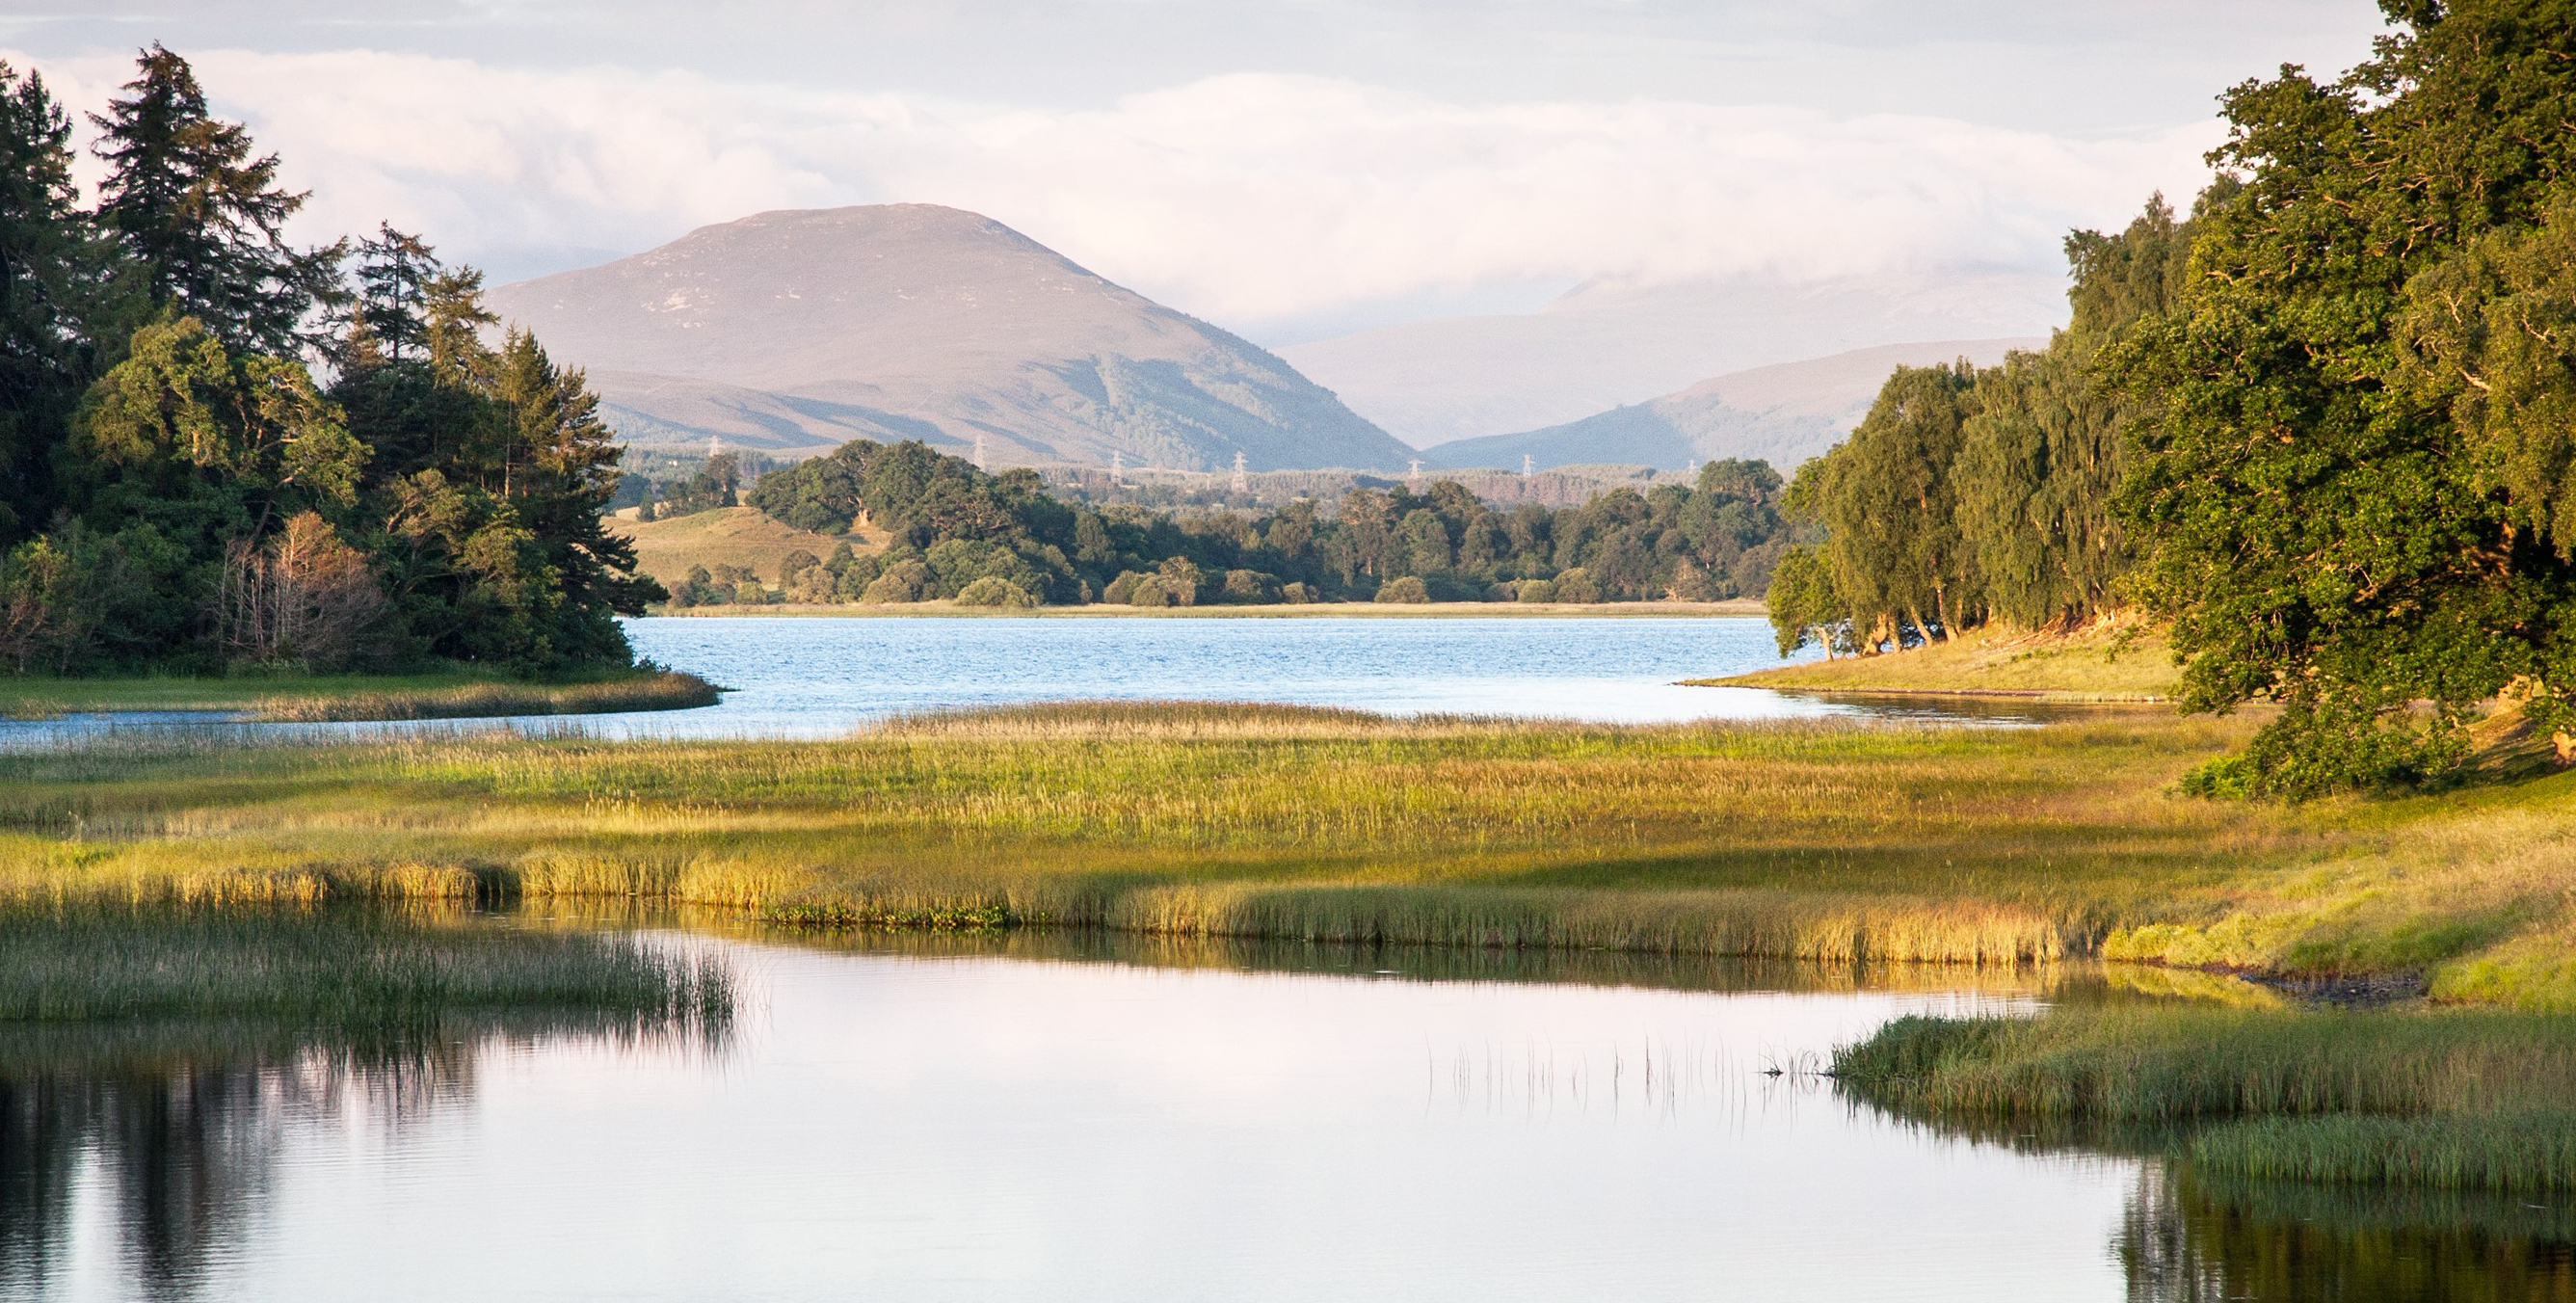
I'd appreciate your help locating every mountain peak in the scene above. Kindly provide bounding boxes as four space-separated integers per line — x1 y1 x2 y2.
491 205 1406 471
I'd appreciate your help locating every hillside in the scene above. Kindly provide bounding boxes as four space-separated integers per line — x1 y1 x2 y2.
490 204 1412 472
609 507 870 589
1423 338 2041 472
1278 271 2065 447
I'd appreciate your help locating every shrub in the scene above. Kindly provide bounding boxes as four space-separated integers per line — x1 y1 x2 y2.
861 559 930 604
1126 575 1176 607
954 576 1038 608
1554 568 1602 603
1375 575 1431 604
1102 571 1147 604
1515 579 1556 604
1279 581 1315 604
1220 569 1275 604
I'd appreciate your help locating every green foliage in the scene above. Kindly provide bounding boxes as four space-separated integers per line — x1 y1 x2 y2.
741 439 1793 607
87 43 340 355
0 47 658 678
2114 0 2576 796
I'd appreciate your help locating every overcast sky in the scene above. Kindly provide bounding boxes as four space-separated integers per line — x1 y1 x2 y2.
2 1 2392 342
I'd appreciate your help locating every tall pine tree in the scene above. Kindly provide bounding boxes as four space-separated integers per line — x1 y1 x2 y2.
89 44 341 355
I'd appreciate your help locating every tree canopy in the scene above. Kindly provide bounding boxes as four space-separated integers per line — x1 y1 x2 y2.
0 47 656 677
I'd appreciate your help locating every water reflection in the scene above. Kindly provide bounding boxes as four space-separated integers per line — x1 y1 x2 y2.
2120 1166 2576 1302
6 918 2562 1301
0 912 730 1300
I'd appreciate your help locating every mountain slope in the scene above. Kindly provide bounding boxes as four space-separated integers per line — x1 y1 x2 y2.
1280 272 2066 447
1422 338 2043 473
489 204 1410 471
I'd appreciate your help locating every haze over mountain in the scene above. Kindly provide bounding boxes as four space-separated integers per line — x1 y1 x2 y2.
1422 338 2043 474
487 204 1413 471
1278 271 2066 448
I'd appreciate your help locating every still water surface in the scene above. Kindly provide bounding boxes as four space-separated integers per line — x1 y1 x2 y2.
4 616 2071 748
11 927 2564 1302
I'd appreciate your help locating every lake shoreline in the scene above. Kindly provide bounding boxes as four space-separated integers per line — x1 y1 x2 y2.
647 598 1769 619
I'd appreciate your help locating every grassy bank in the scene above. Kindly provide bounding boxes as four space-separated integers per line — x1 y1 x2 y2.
0 669 720 722
6 701 2574 1002
1834 1005 2576 1193
651 598 1768 619
1697 621 2180 701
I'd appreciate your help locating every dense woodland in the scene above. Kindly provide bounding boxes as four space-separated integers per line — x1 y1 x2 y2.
730 437 1793 607
1775 0 2576 795
0 48 656 676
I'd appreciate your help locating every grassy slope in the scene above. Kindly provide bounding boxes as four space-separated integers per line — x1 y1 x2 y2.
1698 622 2182 701
656 598 1769 619
7 701 2573 1007
0 670 718 722
610 505 877 589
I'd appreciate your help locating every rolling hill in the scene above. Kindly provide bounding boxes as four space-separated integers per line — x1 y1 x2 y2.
1421 337 2043 473
490 204 1412 472
1279 272 2066 448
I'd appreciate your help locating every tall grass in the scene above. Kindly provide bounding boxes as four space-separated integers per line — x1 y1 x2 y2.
0 907 733 1037
0 704 2268 967
6 700 2576 997
1832 1005 2576 1193
0 668 720 721
246 670 720 721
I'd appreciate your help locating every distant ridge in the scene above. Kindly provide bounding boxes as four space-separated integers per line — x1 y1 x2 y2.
1422 338 2043 473
489 204 1413 471
1280 272 2065 447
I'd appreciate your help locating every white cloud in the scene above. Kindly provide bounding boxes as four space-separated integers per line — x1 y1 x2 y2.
15 46 2218 328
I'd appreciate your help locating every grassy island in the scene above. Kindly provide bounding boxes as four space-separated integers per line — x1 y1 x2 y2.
0 669 720 722
7 700 2572 1006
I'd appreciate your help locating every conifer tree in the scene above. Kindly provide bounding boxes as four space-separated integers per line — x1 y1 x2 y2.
88 44 341 354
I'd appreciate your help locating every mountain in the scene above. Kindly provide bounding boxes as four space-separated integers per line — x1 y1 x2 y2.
487 204 1412 471
1421 338 2044 473
1277 271 2067 447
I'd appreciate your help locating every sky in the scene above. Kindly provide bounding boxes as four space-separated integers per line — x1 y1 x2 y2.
0 1 2394 345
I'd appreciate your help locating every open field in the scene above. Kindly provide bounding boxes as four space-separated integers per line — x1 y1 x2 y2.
653 598 1769 618
0 669 719 722
609 505 878 589
1698 621 2181 702
7 701 2574 1006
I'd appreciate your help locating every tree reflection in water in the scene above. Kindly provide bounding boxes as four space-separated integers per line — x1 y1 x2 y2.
2119 1163 2576 1301
0 911 731 1300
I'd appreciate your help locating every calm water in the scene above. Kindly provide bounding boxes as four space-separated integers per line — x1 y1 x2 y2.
2 616 2074 748
6 925 2560 1303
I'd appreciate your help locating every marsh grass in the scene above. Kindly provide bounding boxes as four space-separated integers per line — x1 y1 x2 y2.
0 704 2271 968
1833 1006 2576 1193
246 670 720 721
0 907 733 1040
5 700 2576 997
0 669 719 722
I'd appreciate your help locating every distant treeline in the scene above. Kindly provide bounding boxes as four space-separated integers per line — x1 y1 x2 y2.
1774 1 2576 797
0 47 655 677
727 438 1793 608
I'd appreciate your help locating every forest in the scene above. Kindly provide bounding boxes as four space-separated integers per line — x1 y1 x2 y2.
0 47 656 678
1773 2 2576 796
727 438 1793 608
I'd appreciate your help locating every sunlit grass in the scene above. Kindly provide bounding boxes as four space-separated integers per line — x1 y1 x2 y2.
0 668 718 722
1834 1005 2576 1192
4 700 2573 996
